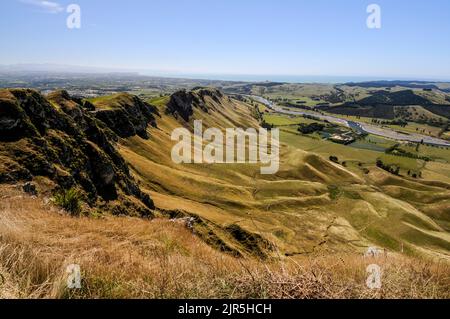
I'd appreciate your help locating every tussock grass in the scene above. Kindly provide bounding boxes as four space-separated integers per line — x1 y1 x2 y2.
0 186 448 299
52 188 82 216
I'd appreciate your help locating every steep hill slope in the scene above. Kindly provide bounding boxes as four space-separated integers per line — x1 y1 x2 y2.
96 88 449 260
0 89 155 216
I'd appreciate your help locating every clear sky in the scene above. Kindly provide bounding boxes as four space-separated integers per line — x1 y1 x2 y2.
1 0 450 80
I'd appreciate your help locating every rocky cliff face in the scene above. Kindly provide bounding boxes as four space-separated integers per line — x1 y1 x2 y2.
92 93 157 139
166 87 225 121
0 89 155 216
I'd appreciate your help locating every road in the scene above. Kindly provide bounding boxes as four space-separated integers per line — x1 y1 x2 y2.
251 95 450 147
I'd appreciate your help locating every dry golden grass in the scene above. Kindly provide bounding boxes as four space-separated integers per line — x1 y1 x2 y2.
0 185 449 299
115 94 450 259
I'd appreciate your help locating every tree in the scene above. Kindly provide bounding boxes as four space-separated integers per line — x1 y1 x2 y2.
376 159 384 168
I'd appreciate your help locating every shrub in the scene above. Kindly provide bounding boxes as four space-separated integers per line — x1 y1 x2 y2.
329 156 339 163
53 188 83 216
328 185 341 200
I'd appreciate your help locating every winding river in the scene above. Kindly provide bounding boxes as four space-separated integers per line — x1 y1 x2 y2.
251 96 450 147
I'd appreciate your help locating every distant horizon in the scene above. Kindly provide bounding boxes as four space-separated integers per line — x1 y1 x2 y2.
1 63 450 85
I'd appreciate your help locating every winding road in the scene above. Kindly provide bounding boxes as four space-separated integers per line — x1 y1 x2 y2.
252 96 450 147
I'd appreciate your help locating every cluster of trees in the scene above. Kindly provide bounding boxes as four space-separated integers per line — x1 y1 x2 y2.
376 159 401 176
279 102 309 110
303 114 322 121
273 97 289 102
298 123 325 134
385 144 431 162
252 105 263 121
371 118 408 127
376 159 422 179
261 120 274 130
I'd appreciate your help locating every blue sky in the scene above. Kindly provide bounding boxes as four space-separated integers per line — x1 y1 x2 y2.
1 0 450 80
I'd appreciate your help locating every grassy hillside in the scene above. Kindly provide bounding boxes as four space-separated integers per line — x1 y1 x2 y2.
91 89 450 261
320 89 450 123
1 185 448 299
1 88 449 299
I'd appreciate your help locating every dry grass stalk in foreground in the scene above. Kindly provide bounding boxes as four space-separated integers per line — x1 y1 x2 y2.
0 185 449 299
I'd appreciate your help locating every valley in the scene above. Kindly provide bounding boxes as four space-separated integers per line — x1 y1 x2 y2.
252 95 450 146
